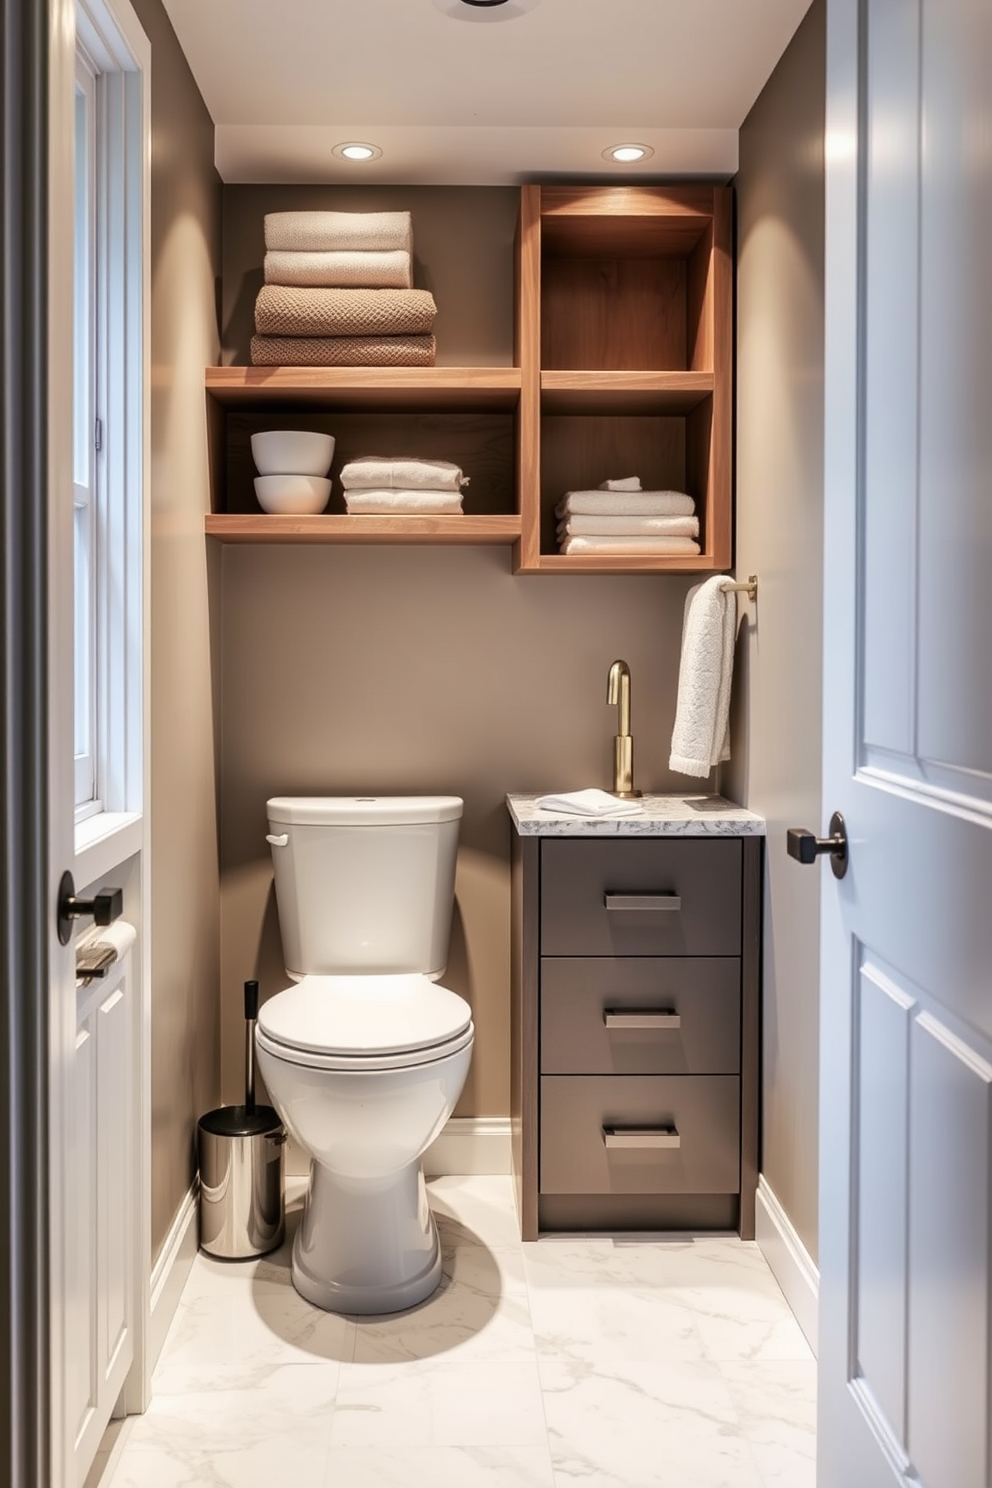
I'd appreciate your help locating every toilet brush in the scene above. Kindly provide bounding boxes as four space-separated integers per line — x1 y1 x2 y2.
244 978 259 1114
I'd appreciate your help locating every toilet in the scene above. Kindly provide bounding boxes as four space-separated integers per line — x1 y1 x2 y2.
255 795 474 1315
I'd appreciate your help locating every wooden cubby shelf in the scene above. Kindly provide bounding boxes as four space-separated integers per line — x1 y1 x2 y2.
205 185 732 571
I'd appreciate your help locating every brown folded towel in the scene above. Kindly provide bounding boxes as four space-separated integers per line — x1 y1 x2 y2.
264 249 413 290
255 285 437 339
250 334 437 368
264 210 412 255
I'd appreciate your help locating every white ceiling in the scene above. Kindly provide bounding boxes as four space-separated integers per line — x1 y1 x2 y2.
161 0 814 184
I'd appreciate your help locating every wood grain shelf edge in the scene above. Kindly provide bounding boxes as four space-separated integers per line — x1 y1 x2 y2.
205 513 522 545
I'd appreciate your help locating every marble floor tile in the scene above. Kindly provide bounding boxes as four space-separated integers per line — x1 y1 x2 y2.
719 1360 818 1488
321 1444 556 1487
540 1355 764 1488
155 1284 354 1381
651 1238 814 1363
351 1243 536 1365
122 1362 339 1455
332 1358 549 1447
104 1439 331 1488
428 1175 524 1251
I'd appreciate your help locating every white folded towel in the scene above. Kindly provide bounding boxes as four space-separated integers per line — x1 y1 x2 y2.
264 250 413 290
560 536 701 556
556 491 696 518
669 576 738 778
535 789 645 818
344 489 464 514
557 515 699 538
340 457 467 492
598 477 642 492
264 211 413 255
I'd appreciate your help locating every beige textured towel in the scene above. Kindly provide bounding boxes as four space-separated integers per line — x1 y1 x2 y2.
250 334 436 367
264 250 413 290
340 457 466 493
255 285 437 338
558 515 699 538
556 490 696 518
559 536 701 556
344 490 463 515
265 210 413 254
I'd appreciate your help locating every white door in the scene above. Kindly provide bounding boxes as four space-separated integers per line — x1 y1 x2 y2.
818 1 992 1486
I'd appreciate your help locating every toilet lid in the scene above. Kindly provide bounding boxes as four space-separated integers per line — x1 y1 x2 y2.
256 973 472 1059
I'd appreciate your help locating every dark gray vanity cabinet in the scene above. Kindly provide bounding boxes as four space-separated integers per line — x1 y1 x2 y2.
510 832 761 1241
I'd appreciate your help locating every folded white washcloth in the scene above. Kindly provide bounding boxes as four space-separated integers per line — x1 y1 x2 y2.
344 489 464 514
560 536 701 556
264 210 413 255
598 477 642 492
557 515 699 538
535 789 645 818
669 576 738 778
340 457 467 492
264 249 413 290
556 491 696 518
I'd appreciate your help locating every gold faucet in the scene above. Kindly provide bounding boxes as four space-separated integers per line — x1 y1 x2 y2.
607 660 641 799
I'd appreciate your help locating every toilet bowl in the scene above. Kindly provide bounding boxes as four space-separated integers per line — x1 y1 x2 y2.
260 796 473 1314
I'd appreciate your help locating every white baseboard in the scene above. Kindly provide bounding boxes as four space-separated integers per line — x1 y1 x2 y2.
424 1117 512 1177
755 1175 819 1355
147 1181 198 1373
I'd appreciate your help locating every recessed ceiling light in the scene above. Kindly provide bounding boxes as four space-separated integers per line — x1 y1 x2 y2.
332 142 382 162
433 0 540 21
603 144 654 164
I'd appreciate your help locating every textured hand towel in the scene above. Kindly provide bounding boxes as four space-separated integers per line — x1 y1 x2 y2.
535 789 644 819
340 457 467 492
560 536 701 556
264 210 413 255
556 491 696 518
669 576 737 778
557 515 699 538
264 250 413 290
255 286 437 338
250 334 436 367
344 489 463 515
598 477 642 491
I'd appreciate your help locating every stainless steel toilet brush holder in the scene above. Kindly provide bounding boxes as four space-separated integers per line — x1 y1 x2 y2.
197 980 286 1259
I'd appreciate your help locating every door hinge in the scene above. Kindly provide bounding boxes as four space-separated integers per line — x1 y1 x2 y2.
94 417 103 453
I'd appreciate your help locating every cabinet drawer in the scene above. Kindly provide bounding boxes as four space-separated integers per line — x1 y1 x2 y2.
541 958 740 1075
540 839 741 957
540 1075 740 1195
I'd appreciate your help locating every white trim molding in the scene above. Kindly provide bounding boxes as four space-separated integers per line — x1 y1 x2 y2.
147 1182 199 1376
755 1176 820 1354
423 1117 512 1177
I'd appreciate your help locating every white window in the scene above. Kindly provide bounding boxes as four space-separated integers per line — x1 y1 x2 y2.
72 0 145 833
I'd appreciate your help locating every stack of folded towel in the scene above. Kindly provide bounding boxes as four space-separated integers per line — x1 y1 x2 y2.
251 211 438 368
555 477 700 556
340 456 468 515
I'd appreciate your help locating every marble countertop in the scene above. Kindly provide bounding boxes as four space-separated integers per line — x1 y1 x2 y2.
506 792 766 837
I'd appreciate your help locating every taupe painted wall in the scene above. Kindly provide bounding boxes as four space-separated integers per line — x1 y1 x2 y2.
726 0 826 1260
130 0 223 1260
219 547 697 1114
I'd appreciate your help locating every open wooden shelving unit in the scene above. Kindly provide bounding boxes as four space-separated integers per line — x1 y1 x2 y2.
204 185 732 573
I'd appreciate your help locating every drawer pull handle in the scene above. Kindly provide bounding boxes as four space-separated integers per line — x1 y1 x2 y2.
604 1009 681 1029
603 1126 681 1150
604 893 681 912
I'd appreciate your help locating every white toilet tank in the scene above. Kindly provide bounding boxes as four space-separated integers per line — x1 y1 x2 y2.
266 796 463 979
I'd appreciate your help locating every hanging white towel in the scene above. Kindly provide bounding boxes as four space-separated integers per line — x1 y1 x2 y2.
669 577 737 778
535 789 644 818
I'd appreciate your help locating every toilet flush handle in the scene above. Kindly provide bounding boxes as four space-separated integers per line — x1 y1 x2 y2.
266 833 289 848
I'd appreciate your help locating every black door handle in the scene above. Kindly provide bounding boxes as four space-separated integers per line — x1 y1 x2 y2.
786 811 848 879
57 871 123 946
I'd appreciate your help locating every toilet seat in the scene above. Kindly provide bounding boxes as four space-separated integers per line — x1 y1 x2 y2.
256 973 474 1072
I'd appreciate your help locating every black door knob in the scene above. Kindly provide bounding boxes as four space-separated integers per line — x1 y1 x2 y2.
57 871 124 946
786 811 849 880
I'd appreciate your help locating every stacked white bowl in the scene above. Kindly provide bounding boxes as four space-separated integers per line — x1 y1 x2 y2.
252 431 335 515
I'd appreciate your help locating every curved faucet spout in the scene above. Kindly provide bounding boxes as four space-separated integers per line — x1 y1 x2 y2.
607 660 631 737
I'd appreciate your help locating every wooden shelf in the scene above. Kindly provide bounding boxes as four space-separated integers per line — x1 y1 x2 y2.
518 552 725 576
205 365 521 411
205 513 522 545
540 370 714 416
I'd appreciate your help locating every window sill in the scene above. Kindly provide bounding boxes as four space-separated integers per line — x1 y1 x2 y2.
74 811 143 889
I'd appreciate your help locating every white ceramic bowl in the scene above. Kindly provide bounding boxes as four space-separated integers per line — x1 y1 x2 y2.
251 430 335 476
254 475 332 515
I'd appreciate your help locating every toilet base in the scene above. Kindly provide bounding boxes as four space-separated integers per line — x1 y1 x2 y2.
291 1157 444 1315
